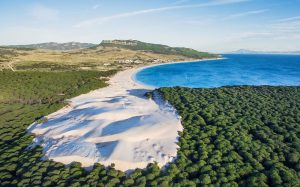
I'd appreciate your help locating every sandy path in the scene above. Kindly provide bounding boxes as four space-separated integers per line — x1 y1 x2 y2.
27 67 183 171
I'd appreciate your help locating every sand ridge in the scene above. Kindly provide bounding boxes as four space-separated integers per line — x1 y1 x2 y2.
27 67 183 171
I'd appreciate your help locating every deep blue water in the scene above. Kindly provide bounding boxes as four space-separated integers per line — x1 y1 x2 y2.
134 54 300 88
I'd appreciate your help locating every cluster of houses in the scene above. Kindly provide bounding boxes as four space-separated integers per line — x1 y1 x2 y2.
117 58 169 64
117 59 142 64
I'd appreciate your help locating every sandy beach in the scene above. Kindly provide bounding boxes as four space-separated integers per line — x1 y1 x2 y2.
27 66 183 171
27 58 222 171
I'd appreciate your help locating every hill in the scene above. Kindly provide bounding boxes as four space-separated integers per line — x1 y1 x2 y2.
1 40 218 71
4 42 97 51
99 40 218 59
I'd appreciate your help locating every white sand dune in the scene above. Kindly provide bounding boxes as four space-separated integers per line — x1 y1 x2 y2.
27 67 183 171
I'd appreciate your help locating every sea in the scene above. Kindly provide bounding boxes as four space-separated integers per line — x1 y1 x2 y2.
134 54 300 88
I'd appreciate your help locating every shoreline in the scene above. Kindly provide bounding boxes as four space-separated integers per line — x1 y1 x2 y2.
131 57 224 88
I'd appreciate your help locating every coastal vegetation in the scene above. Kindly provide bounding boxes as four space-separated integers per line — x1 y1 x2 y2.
159 86 300 186
1 69 299 187
0 70 119 186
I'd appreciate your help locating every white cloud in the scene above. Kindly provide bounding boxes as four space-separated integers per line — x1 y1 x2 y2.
272 20 300 32
227 17 300 42
277 16 300 22
223 9 268 20
29 5 59 21
74 0 250 28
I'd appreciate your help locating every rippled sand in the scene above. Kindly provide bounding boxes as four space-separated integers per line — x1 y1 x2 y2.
27 67 182 171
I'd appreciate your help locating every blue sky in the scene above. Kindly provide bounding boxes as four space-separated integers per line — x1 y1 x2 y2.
0 0 300 52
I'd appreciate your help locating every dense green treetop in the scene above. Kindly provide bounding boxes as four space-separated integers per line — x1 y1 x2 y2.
159 86 300 186
0 70 299 186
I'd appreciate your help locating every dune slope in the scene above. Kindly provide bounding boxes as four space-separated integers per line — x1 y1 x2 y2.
27 68 182 171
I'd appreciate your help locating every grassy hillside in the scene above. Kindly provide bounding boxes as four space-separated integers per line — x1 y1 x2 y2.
0 47 32 62
99 40 218 59
1 40 218 71
7 47 191 71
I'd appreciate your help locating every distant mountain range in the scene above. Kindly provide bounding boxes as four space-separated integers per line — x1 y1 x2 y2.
98 39 218 59
4 42 97 50
230 49 300 55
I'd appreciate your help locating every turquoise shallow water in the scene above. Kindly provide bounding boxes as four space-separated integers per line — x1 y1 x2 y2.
134 54 300 88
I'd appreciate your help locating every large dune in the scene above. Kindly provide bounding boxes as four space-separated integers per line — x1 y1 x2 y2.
27 67 183 171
